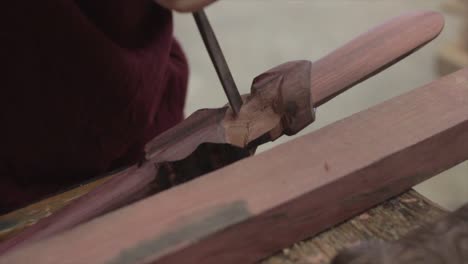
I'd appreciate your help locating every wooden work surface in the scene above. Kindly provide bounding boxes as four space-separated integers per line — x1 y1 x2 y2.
262 191 446 264
0 180 446 264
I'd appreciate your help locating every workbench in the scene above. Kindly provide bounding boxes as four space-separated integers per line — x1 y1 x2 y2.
0 177 446 264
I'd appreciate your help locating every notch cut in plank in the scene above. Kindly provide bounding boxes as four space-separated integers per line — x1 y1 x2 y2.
2 68 468 264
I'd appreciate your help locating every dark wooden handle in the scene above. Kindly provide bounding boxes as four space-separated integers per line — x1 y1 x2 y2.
312 11 444 107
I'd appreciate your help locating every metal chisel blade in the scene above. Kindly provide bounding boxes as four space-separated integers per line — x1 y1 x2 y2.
193 10 243 115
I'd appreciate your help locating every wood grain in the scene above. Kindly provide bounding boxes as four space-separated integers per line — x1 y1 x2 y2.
312 11 443 106
0 11 445 256
3 67 468 264
145 108 227 163
147 11 445 160
263 191 446 264
331 201 468 264
0 163 158 254
0 176 113 242
222 60 315 146
0 189 448 264
0 142 254 255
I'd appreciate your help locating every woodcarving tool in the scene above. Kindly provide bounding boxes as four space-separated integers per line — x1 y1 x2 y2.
193 10 243 115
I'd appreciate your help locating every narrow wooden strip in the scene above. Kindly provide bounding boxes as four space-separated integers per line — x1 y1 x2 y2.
311 11 444 106
0 163 158 254
145 108 227 163
0 175 112 242
3 68 468 264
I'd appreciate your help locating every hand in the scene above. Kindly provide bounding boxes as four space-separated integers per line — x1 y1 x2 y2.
156 0 217 12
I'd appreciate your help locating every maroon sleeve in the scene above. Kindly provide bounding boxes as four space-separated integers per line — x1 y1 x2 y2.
0 0 188 212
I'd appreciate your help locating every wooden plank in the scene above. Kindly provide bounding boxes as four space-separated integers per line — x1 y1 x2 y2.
0 163 159 254
0 11 444 255
263 191 447 264
2 67 468 264
331 199 468 264
0 189 448 264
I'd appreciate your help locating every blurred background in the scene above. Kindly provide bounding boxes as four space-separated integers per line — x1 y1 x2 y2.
173 0 468 211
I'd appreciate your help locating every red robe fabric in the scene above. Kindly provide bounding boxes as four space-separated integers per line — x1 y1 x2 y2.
0 0 188 213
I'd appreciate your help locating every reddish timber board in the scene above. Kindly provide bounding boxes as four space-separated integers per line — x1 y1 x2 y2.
2 66 468 263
